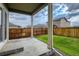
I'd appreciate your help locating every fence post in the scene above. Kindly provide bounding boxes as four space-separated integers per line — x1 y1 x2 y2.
48 3 53 50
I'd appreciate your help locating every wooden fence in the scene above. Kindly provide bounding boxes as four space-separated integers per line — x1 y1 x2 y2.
9 28 48 39
53 27 79 38
10 27 79 39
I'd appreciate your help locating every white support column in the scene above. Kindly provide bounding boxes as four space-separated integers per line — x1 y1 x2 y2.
31 15 33 38
7 11 9 40
48 3 52 49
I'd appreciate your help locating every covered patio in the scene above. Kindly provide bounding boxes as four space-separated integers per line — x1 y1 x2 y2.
0 3 61 56
0 38 49 56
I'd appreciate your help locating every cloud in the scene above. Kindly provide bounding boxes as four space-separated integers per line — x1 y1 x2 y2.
53 3 79 26
53 3 69 19
69 15 79 22
9 12 30 20
66 3 79 11
9 12 31 27
53 3 79 19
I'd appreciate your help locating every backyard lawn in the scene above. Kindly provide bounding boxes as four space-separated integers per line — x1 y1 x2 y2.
35 35 79 56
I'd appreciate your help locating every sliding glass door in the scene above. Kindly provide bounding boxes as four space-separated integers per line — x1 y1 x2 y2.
0 8 3 42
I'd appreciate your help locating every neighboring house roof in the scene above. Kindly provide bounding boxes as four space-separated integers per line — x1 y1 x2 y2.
53 17 70 23
9 22 21 28
25 25 31 28
33 24 48 28
26 24 48 28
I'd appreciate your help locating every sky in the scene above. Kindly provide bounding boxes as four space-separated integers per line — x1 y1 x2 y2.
9 6 48 28
53 3 79 19
9 12 31 28
53 3 79 26
33 6 48 25
9 3 79 27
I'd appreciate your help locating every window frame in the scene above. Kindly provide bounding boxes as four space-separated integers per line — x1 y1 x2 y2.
5 11 7 40
0 7 3 42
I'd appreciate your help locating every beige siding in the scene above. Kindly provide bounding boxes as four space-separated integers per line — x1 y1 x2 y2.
53 19 70 27
53 21 61 27
60 19 70 27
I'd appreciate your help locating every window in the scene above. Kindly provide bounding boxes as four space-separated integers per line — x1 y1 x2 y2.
0 8 3 42
53 3 79 56
9 12 31 28
33 6 48 44
9 12 31 39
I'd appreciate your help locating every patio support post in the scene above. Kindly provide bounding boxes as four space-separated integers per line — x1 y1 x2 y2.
31 15 33 38
48 3 52 49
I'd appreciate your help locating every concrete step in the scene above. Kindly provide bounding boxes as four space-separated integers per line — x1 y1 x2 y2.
0 47 24 56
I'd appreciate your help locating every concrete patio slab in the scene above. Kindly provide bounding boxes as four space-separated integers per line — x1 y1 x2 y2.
0 37 50 56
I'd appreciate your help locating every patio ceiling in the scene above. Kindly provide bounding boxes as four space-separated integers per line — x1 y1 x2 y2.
4 3 47 15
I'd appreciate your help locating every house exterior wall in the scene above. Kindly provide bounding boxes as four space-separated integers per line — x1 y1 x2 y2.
53 19 70 28
60 19 70 27
53 20 61 27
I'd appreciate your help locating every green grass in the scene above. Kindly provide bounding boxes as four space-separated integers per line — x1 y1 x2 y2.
35 35 79 56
